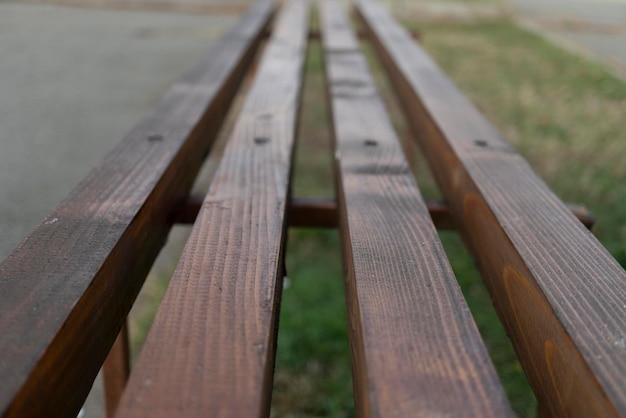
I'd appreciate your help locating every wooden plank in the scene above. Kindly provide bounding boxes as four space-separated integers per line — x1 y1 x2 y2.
288 197 338 228
175 195 339 228
176 195 592 230
103 322 131 418
565 203 595 230
0 2 273 417
305 28 419 41
426 200 456 230
424 201 595 231
319 1 513 416
116 1 311 416
355 0 626 416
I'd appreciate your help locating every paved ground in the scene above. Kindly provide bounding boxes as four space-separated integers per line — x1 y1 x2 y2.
508 0 626 77
0 2 236 262
509 0 626 26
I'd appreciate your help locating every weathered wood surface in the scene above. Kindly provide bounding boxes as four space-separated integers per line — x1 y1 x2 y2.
320 1 513 416
355 0 626 416
0 2 273 417
116 1 310 416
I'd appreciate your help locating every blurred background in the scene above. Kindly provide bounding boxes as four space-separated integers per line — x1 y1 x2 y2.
1 0 625 417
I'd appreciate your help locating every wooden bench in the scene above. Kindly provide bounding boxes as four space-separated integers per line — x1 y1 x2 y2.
1 0 624 416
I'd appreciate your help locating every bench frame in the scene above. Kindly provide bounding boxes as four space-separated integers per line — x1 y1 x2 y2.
0 0 624 417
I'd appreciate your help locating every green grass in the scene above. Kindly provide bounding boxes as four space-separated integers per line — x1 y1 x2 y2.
271 229 353 418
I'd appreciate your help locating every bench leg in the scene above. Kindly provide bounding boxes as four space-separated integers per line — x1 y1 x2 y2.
103 321 131 418
537 402 552 418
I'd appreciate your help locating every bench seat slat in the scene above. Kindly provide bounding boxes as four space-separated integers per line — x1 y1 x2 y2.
355 0 626 416
320 1 513 416
115 1 310 416
0 2 272 417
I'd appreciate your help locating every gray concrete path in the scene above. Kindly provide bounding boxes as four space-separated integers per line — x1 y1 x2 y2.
0 3 237 416
509 0 626 26
508 0 626 77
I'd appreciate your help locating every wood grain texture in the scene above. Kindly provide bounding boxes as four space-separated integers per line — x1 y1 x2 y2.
320 1 513 416
0 2 273 417
115 1 310 417
355 0 626 416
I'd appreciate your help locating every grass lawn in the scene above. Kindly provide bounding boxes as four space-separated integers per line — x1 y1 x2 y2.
129 11 626 418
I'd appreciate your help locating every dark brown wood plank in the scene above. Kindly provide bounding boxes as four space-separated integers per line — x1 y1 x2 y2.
116 1 311 416
175 195 591 230
320 1 513 416
305 28 419 41
355 0 626 416
424 201 594 231
0 2 273 417
175 195 339 228
288 197 338 228
565 203 596 230
103 322 131 418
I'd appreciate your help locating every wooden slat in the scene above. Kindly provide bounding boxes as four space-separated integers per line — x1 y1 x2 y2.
305 28 420 41
319 1 513 416
0 2 273 417
426 200 456 230
176 194 592 230
174 195 339 228
355 0 626 416
565 203 595 230
116 1 310 416
103 322 131 418
424 201 595 231
288 197 338 228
